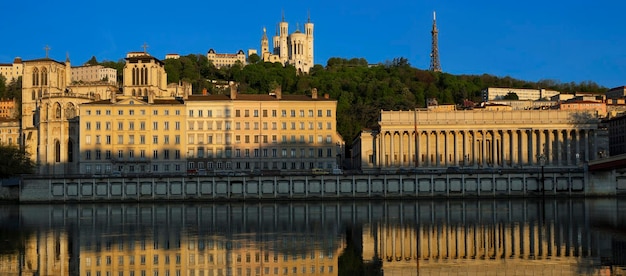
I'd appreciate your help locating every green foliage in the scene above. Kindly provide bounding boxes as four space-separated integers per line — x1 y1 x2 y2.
85 56 99 66
503 92 519 100
0 75 6 98
159 55 608 148
0 144 35 178
248 53 261 64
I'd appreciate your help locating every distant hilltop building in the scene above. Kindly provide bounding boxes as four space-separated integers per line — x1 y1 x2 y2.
206 49 246 69
71 64 117 85
164 53 180 60
260 12 314 74
0 57 23 83
482 87 560 101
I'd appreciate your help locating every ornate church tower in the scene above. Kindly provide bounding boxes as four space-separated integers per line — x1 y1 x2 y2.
278 12 289 63
304 12 314 71
429 11 442 72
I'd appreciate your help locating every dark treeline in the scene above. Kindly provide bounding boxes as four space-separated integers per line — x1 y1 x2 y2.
1 55 608 147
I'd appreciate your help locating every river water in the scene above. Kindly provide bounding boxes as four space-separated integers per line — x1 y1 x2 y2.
0 199 625 275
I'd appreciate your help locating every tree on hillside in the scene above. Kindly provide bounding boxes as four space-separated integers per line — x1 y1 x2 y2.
0 144 35 178
0 75 6 98
85 56 98 66
503 92 519 100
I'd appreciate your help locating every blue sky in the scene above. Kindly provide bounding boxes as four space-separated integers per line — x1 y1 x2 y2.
1 0 624 89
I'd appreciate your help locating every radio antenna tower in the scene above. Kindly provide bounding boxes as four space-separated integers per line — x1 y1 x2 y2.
429 11 442 72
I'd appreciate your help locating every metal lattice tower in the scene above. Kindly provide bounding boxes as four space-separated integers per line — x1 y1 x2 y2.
429 11 442 72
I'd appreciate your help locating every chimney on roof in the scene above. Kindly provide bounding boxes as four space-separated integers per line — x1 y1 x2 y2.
110 89 116 103
311 88 318 99
230 82 237 100
324 93 329 99
202 88 208 96
275 86 282 100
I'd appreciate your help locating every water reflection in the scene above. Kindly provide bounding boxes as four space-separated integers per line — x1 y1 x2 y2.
0 199 625 275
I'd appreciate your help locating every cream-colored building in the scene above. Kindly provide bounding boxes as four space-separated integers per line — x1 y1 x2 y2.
260 13 314 74
0 57 23 83
79 95 187 175
353 109 602 172
71 64 117 85
482 87 560 101
0 118 19 145
185 86 344 175
164 53 180 59
206 49 246 68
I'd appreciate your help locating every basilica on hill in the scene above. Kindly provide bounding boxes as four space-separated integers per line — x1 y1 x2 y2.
259 13 314 74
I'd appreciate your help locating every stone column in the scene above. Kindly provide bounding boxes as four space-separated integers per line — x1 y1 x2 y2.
545 130 552 166
463 131 468 167
453 131 459 166
390 132 394 167
556 130 563 166
504 130 509 167
435 131 440 167
520 130 528 165
480 130 486 167
512 130 518 167
566 130 572 166
399 131 404 166
425 131 430 167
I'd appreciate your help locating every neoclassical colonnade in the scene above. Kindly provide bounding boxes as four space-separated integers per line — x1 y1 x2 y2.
372 110 600 169
376 128 598 168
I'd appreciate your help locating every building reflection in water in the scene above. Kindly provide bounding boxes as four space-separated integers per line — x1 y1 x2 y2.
1 199 626 275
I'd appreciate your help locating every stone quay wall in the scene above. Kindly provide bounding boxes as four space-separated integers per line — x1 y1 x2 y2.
17 171 618 203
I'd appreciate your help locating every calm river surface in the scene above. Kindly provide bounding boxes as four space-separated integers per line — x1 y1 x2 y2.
1 199 625 275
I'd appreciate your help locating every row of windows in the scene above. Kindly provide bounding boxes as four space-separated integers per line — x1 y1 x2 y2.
188 134 334 145
85 135 181 145
85 121 181 131
188 109 334 118
189 161 336 170
187 147 335 159
84 164 182 174
188 121 333 131
84 133 335 146
84 149 181 160
85 109 181 116
85 266 334 276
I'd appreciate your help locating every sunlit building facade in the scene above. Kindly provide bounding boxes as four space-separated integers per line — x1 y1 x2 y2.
79 95 187 175
71 64 117 84
0 57 23 83
353 109 602 172
206 49 246 68
0 118 19 145
185 86 343 175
